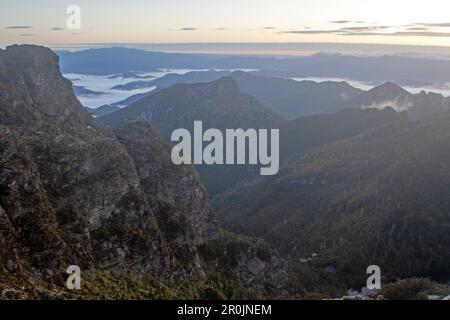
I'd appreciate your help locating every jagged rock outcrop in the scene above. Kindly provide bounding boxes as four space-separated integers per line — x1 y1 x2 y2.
113 120 220 244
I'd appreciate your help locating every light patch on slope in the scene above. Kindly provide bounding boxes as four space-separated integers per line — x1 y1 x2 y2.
360 99 413 112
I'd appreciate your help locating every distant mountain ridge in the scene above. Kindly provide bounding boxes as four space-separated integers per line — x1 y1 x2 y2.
58 47 218 75
58 47 450 84
230 71 363 119
103 70 363 120
342 82 450 120
102 70 449 121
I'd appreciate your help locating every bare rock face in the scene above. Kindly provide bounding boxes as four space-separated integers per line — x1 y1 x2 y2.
114 120 221 244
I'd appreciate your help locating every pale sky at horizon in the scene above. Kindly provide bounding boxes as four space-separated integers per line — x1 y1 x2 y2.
2 0 450 49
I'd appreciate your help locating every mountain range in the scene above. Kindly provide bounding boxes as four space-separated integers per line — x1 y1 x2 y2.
105 69 365 119
2 44 449 299
101 70 450 121
97 73 437 197
57 47 218 75
94 59 450 289
0 45 289 299
59 47 450 84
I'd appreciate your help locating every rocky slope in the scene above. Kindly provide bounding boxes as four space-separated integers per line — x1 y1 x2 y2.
279 107 407 162
0 45 288 299
113 120 220 245
218 108 450 288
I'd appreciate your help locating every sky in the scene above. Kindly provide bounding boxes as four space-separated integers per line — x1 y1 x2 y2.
2 0 450 50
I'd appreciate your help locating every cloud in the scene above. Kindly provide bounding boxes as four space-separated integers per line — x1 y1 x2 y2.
180 27 198 31
330 20 367 24
407 27 430 31
215 28 228 31
49 27 64 31
282 24 394 35
282 29 343 34
342 31 450 37
417 22 450 27
330 20 352 24
263 27 276 30
282 25 450 38
19 33 35 36
341 26 391 31
5 25 33 29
